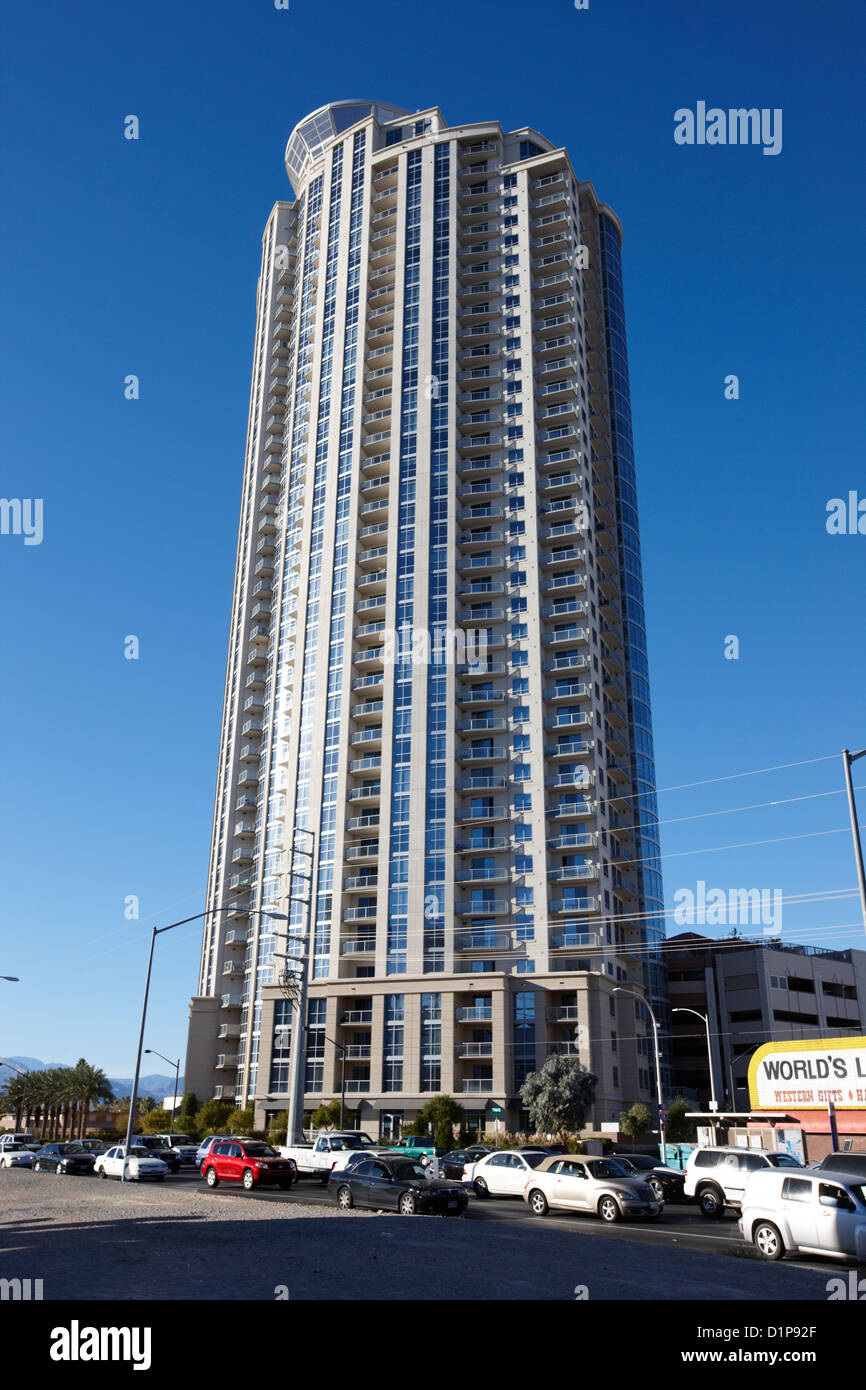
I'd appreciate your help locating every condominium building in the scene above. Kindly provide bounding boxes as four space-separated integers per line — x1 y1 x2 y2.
184 101 668 1136
666 932 866 1109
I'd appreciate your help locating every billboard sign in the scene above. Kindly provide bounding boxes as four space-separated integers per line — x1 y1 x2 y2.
748 1036 866 1111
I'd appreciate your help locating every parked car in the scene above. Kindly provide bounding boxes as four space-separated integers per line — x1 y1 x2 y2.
464 1149 548 1197
0 1143 37 1169
523 1155 663 1223
148 1134 199 1165
281 1131 392 1182
387 1137 438 1158
77 1139 109 1154
0 1133 38 1149
684 1146 803 1218
439 1149 481 1179
196 1135 234 1166
132 1137 181 1173
612 1152 686 1203
740 1168 866 1261
329 1155 468 1215
32 1142 95 1176
815 1151 866 1180
94 1145 168 1181
202 1139 297 1191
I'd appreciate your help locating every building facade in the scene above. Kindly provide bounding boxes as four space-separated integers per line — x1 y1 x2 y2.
666 932 866 1109
185 101 668 1135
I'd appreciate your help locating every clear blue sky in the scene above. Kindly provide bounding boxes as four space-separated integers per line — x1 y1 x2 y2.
1 0 864 1076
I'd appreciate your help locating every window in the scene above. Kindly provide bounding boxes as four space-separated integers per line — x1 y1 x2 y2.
513 763 531 780
513 705 530 722
514 793 532 811
515 854 533 872
515 824 532 843
782 1177 813 1203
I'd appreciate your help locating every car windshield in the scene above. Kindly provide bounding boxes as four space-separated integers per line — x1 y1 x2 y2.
391 1162 429 1181
586 1159 632 1179
243 1143 277 1158
768 1154 802 1168
621 1155 653 1169
128 1147 151 1158
57 1144 84 1155
523 1152 546 1169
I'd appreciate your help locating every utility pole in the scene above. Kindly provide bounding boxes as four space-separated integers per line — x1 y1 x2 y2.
284 829 315 1145
842 748 866 938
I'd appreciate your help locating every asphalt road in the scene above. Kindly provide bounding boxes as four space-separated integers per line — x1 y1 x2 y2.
0 1167 853 1301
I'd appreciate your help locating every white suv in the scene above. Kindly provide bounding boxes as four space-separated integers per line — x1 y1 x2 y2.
684 1145 803 1218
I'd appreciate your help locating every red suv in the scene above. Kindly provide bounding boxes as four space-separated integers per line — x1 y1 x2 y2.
203 1140 297 1191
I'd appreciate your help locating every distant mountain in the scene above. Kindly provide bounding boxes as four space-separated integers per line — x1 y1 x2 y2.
0 1057 183 1103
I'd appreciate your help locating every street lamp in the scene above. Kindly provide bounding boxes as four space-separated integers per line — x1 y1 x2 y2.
613 987 667 1163
842 748 866 938
121 903 287 1181
144 1049 180 1139
672 1007 718 1111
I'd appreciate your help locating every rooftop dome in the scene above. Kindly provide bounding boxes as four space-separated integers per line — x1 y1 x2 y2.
285 100 409 192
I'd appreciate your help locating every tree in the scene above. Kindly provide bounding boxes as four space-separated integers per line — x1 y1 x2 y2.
225 1107 255 1135
140 1108 174 1134
665 1096 696 1143
71 1059 114 1137
619 1101 651 1145
179 1092 198 1120
196 1099 234 1133
520 1056 597 1137
310 1100 343 1130
409 1095 466 1149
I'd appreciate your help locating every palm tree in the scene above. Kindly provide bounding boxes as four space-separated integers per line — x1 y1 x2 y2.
72 1059 113 1137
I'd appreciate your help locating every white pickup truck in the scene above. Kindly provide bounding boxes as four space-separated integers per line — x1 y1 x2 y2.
279 1131 390 1183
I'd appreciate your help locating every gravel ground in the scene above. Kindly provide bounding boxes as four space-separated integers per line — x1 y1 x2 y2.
0 1169 839 1301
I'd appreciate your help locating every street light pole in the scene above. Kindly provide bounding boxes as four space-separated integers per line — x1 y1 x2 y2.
842 748 866 938
672 1007 718 1110
122 904 286 1181
145 1049 180 1139
613 987 666 1162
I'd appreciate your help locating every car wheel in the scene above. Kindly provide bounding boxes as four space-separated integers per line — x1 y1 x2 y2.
598 1195 620 1223
242 1168 255 1191
278 1179 292 1190
33 1161 41 1172
99 1167 107 1179
698 1185 725 1219
205 1167 219 1188
648 1178 664 1201
398 1193 417 1216
528 1189 549 1217
753 1220 785 1261
155 1175 165 1183
337 1185 354 1210
473 1177 489 1199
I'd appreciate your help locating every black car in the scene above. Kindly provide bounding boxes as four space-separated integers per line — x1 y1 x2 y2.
33 1143 96 1176
142 1145 181 1173
329 1156 468 1216
612 1152 686 1202
816 1151 866 1179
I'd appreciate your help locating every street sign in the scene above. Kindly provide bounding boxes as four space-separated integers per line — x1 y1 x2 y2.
490 1105 502 1116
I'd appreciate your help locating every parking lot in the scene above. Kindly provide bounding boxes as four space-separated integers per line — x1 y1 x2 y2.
0 1167 845 1301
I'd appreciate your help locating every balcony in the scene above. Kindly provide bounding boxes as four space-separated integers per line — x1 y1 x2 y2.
457 775 507 793
545 738 592 759
455 804 509 824
547 831 596 851
343 905 378 923
224 901 249 920
345 813 380 833
543 629 590 652
455 835 508 853
546 710 591 732
456 688 505 706
340 1010 373 1025
224 928 248 949
344 1080 370 1094
547 1005 581 1022
217 1022 241 1039
344 873 378 892
345 842 379 861
544 680 592 702
344 1044 372 1060
455 1006 493 1023
220 994 242 1009
215 1054 238 1069
454 903 508 920
548 898 598 916
459 1078 495 1093
456 744 508 765
347 784 381 805
548 864 599 883
455 1042 493 1059
341 938 376 956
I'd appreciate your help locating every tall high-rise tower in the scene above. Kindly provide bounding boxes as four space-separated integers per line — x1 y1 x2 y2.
185 101 668 1137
